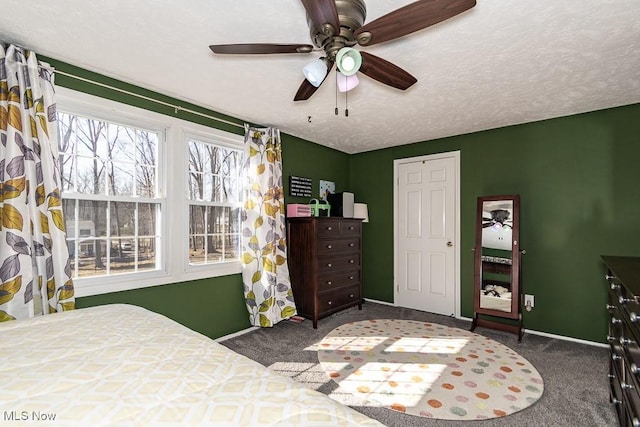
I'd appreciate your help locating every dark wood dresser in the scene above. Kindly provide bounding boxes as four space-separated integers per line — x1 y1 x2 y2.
287 217 363 328
604 255 640 426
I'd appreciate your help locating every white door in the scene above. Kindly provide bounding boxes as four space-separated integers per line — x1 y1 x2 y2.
394 152 459 316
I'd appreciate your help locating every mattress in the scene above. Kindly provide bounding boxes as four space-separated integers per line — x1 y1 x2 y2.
0 304 382 426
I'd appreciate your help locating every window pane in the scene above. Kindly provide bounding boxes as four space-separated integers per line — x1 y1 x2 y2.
59 153 75 192
189 236 205 264
188 172 204 200
78 200 107 237
136 165 156 197
77 239 107 277
110 161 134 196
225 234 240 260
110 239 135 275
189 205 205 235
76 156 106 194
229 207 241 233
207 235 223 263
138 203 158 237
137 130 157 167
76 117 108 158
138 237 157 271
109 124 134 163
110 201 135 238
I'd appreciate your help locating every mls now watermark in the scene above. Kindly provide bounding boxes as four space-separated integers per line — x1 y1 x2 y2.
4 410 57 422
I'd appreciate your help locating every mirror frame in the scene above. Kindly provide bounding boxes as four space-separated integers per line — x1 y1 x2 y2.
471 194 523 340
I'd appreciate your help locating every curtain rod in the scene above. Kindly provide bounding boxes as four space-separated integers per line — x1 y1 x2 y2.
52 69 245 130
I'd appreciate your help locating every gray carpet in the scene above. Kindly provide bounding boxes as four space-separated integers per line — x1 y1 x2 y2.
220 302 617 427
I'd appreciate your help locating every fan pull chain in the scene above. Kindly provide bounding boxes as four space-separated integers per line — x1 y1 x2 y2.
345 87 349 117
335 69 339 116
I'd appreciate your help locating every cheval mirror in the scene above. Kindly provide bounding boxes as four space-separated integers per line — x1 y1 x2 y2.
470 195 524 341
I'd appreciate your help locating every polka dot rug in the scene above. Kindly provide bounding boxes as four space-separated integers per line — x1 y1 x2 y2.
317 319 544 420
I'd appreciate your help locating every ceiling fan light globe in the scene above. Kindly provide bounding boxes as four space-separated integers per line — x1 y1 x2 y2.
303 59 328 87
337 72 359 92
336 47 362 76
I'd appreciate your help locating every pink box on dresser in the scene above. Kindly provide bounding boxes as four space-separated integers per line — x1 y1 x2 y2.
287 204 312 217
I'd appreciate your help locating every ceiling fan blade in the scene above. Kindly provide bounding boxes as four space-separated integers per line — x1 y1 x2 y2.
209 44 314 55
359 52 417 90
294 79 322 101
355 0 476 46
300 0 340 35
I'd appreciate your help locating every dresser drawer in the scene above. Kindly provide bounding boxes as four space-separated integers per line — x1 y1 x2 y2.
317 285 361 313
318 254 360 272
317 269 360 291
340 221 361 236
317 219 342 238
316 237 360 254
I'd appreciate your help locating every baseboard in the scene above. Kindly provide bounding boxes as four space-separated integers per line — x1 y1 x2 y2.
364 298 396 306
215 326 259 342
456 315 607 348
364 299 606 348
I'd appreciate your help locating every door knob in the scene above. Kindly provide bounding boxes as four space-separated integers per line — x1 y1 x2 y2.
447 241 453 247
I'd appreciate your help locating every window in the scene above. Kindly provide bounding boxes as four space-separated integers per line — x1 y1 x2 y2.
55 87 244 297
58 112 162 279
187 137 243 266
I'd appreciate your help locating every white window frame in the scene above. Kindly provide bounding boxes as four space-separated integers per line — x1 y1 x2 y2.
183 129 244 274
56 87 243 297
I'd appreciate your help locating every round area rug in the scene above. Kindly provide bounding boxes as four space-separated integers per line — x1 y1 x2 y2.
317 319 543 420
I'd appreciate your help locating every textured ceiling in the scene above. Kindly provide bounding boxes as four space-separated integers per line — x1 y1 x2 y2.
2 1 639 153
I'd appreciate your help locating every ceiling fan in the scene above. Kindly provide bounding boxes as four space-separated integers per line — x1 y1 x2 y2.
209 0 476 101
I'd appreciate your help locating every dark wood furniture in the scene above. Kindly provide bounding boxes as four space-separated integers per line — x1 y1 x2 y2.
470 195 524 341
604 255 640 426
287 217 363 328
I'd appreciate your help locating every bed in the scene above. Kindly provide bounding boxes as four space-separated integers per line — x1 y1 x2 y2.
0 304 382 426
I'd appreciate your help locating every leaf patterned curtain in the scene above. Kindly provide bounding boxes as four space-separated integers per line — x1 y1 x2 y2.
0 44 74 321
241 125 296 327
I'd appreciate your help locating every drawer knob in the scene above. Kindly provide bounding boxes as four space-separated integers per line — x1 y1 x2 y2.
612 354 622 361
620 295 634 304
620 337 635 346
327 263 332 267
608 374 616 379
631 363 640 375
348 226 354 230
611 317 621 325
632 312 639 323
326 281 332 285
606 304 615 310
611 283 620 290
349 243 355 247
349 259 355 263
612 398 622 405
622 382 634 390
327 301 332 305
327 245 333 249
349 276 354 280
350 294 354 298
327 226 333 231
606 274 617 281
607 335 616 343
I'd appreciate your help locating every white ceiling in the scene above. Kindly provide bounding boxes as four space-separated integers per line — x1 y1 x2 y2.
2 1 639 153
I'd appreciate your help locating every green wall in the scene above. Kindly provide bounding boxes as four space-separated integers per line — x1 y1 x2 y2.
350 104 640 343
48 58 350 339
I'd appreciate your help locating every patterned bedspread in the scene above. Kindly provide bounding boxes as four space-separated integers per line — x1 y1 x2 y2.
0 304 382 426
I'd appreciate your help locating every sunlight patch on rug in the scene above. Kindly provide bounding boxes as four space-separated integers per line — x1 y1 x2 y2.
317 319 544 420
